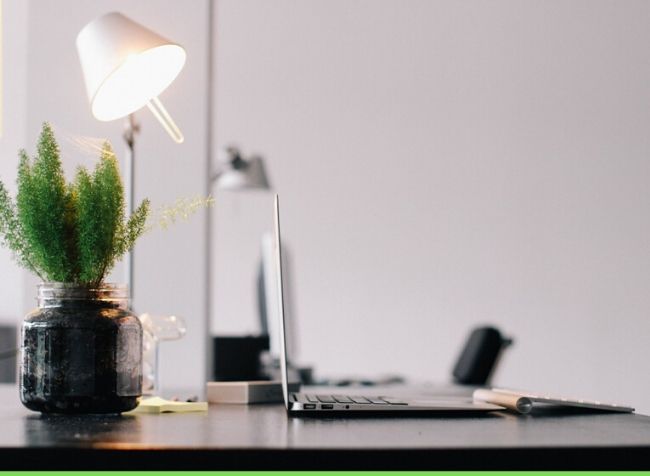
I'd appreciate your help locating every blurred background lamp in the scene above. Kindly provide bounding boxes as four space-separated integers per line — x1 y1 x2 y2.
213 146 271 191
76 11 185 143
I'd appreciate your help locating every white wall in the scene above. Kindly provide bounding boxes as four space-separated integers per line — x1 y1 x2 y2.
0 0 29 323
22 0 210 390
214 0 650 413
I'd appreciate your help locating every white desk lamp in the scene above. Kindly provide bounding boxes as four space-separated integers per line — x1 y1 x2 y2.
212 146 271 190
76 12 186 297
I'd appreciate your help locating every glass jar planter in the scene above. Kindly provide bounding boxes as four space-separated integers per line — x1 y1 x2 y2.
20 283 142 414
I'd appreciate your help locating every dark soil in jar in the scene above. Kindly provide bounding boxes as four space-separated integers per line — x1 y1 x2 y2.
20 301 142 414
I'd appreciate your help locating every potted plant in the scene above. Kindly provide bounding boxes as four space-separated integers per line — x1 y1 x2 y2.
0 123 151 414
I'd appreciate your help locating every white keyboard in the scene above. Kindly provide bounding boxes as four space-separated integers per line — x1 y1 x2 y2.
492 388 635 413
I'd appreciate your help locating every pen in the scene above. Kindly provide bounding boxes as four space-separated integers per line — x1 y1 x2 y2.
473 388 533 414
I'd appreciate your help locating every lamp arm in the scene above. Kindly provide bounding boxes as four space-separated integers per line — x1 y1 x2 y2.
146 97 184 144
123 113 140 149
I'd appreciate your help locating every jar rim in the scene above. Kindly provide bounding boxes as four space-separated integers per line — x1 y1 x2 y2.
38 282 128 291
37 282 130 304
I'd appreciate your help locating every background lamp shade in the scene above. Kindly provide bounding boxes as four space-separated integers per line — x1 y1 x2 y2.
215 156 270 190
76 12 186 142
213 147 271 190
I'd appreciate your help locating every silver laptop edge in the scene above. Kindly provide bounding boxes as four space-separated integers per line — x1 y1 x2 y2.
272 194 502 414
274 194 291 409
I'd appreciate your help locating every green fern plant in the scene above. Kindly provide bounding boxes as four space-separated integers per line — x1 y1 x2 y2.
0 122 150 287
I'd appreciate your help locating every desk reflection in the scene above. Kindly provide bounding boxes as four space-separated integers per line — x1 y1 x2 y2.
23 403 291 449
24 413 142 447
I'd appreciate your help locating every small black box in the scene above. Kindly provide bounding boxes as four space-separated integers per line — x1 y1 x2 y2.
212 335 270 382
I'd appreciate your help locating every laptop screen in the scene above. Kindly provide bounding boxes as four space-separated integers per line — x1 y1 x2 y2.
273 194 291 409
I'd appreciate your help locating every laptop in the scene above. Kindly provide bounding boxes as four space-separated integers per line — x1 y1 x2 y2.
272 194 502 414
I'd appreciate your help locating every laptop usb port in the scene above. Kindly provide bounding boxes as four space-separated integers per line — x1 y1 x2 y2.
321 404 334 410
304 404 316 409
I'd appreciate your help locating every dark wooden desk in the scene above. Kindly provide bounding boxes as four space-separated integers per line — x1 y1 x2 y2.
1 384 649 469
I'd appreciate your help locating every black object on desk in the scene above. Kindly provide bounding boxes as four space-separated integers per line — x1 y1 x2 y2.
212 335 269 381
0 325 16 383
453 326 512 385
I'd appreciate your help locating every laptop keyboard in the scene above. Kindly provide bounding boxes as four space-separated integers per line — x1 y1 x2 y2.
305 394 408 405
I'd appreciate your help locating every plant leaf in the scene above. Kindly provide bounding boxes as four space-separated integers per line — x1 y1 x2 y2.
16 123 73 282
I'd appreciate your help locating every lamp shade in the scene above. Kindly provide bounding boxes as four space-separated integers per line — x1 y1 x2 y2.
214 147 271 190
76 12 186 121
215 156 271 190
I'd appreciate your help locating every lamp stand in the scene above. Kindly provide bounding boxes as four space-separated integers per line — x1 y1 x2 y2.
123 113 140 300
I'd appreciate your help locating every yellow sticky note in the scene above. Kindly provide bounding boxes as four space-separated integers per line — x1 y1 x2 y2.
125 396 208 414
